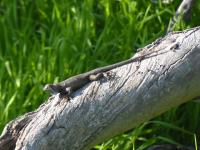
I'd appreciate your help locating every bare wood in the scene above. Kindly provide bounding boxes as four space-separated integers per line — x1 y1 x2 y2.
1 27 200 150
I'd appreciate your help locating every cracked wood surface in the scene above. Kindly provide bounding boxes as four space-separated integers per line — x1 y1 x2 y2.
1 27 200 150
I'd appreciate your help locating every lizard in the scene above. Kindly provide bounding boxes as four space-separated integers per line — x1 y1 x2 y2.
43 51 159 97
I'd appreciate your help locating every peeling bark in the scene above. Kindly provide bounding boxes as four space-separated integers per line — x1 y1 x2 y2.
1 26 200 150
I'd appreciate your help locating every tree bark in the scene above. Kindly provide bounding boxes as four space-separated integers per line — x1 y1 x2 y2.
1 26 200 150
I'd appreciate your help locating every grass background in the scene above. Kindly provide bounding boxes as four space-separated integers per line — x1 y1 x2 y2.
0 0 200 149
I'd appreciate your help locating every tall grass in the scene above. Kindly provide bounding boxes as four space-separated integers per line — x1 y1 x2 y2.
0 0 199 149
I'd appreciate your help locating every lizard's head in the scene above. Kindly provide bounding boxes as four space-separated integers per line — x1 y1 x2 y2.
44 84 70 96
43 84 58 95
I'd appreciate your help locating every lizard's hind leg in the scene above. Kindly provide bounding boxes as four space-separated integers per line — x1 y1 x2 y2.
65 87 72 95
89 73 104 81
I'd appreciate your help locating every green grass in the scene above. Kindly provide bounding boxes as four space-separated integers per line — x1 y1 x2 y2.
0 0 200 149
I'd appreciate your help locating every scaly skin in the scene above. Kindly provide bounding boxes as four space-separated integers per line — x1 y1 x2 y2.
43 52 158 96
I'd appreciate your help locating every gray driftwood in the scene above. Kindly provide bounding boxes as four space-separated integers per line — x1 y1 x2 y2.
1 27 200 150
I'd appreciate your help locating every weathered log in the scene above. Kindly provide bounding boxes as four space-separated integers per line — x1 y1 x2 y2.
1 26 200 150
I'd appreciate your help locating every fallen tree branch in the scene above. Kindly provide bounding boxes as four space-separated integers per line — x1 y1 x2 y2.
1 26 200 150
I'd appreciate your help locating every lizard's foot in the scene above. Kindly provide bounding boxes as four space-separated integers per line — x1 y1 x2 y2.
53 93 70 106
104 71 116 80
